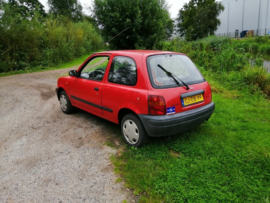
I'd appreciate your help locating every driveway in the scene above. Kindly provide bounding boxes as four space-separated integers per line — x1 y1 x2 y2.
0 67 134 203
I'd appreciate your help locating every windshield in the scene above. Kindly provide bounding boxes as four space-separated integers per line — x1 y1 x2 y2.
147 54 205 88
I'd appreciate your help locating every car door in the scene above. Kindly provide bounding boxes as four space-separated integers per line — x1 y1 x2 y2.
102 55 140 123
69 55 110 115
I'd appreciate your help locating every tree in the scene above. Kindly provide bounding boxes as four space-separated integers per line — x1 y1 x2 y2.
48 0 83 22
176 0 224 41
0 0 5 16
92 0 173 49
6 0 46 18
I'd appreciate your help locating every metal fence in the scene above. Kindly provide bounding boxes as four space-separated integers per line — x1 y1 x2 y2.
215 28 270 38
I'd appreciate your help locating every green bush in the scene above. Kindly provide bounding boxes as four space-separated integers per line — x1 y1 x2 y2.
259 44 270 54
0 10 104 73
255 35 269 43
249 43 259 52
233 35 270 55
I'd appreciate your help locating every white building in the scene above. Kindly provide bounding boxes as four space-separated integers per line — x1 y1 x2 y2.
215 0 270 37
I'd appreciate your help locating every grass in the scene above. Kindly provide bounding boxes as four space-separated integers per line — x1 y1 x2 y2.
112 72 270 202
0 53 95 77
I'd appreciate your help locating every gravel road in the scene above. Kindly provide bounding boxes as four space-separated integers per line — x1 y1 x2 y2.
0 67 135 203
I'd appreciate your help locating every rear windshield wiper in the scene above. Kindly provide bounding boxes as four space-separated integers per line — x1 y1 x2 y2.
157 64 190 90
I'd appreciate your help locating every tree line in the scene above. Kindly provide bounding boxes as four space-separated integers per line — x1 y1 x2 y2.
0 0 224 73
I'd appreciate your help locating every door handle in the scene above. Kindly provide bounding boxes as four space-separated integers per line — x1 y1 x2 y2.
94 87 99 91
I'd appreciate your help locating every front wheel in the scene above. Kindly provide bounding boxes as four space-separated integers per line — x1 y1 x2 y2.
59 91 75 114
121 114 149 147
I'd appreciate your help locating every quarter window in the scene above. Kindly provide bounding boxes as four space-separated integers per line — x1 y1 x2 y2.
108 56 137 86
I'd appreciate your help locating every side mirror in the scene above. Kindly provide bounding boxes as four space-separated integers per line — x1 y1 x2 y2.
69 70 77 77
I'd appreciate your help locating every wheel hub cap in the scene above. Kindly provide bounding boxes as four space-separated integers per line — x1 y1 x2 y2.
60 95 67 111
123 119 139 144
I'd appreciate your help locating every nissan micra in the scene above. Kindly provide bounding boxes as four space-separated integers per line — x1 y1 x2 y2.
56 50 215 147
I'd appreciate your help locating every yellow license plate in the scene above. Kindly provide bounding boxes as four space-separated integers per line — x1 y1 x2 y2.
182 94 204 106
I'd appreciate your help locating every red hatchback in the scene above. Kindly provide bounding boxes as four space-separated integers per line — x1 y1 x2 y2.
56 50 215 147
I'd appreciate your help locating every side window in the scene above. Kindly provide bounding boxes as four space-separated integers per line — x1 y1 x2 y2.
108 56 137 86
80 56 109 81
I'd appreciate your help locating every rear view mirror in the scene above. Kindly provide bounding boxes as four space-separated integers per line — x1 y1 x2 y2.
69 70 77 77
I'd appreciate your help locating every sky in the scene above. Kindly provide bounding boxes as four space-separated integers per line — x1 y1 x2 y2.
39 0 190 19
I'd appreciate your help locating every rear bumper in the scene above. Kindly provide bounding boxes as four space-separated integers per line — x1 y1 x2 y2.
138 102 215 137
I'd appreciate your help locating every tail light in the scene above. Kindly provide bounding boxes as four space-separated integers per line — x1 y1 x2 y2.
148 95 166 115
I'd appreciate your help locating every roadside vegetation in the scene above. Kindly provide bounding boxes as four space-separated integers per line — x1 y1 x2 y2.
113 36 270 202
0 1 103 73
0 53 94 77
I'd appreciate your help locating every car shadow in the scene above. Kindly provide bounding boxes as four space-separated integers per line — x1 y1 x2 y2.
68 109 209 149
71 109 124 147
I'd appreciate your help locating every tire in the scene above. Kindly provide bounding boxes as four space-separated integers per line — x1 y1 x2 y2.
121 113 149 147
59 91 74 114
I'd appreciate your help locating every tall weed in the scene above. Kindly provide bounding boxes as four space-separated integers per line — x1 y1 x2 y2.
244 67 270 96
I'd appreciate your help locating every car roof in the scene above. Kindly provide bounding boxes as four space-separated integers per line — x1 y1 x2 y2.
97 50 183 57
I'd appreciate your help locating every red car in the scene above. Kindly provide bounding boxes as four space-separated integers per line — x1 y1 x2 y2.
56 50 215 147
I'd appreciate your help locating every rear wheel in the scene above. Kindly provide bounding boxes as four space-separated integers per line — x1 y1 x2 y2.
59 91 74 114
121 114 149 147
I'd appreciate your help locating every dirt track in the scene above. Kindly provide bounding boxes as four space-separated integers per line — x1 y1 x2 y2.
0 67 134 203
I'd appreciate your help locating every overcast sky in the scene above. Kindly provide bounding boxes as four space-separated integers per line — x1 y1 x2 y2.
39 0 190 19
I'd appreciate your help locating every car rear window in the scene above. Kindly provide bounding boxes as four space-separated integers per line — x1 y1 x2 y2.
147 54 205 89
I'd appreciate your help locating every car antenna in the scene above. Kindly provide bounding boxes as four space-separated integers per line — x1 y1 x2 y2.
106 27 130 44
